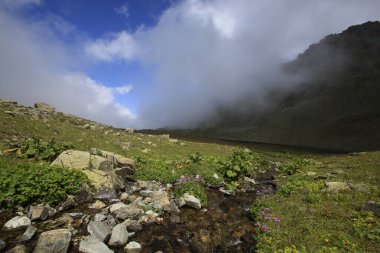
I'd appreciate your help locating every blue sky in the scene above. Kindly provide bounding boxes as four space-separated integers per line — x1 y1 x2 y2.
0 0 379 128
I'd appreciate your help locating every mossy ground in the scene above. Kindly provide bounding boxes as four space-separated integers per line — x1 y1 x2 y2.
1 101 379 252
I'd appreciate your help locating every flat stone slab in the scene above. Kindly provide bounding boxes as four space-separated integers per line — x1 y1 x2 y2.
87 221 111 243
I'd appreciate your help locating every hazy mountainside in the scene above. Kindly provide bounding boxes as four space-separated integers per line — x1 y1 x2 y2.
199 21 380 152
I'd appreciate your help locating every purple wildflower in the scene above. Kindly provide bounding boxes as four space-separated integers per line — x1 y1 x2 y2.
273 217 281 223
261 225 268 233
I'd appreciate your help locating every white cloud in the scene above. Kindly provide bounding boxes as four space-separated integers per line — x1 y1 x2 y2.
86 31 137 62
0 8 136 128
0 0 41 9
113 84 133 95
115 4 129 18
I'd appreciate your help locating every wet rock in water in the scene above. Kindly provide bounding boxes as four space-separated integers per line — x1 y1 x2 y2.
79 236 114 253
124 241 142 253
6 245 28 253
323 182 351 193
34 229 71 253
88 221 112 243
18 225 37 242
108 224 129 247
89 200 107 210
3 216 31 230
183 193 202 210
169 214 181 224
362 201 380 217
28 206 50 221
122 220 142 232
0 240 5 251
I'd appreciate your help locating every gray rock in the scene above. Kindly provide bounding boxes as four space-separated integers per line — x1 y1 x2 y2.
94 213 107 222
122 220 142 232
51 150 90 169
6 245 28 253
170 200 180 214
68 213 83 219
34 102 55 112
3 216 31 230
362 201 380 217
108 224 128 247
33 229 71 253
89 200 106 210
18 226 37 242
109 202 128 213
87 221 112 243
28 206 49 221
116 206 143 220
323 182 351 193
183 193 202 210
139 190 153 197
75 185 94 204
59 196 76 211
79 236 114 253
124 241 142 253
174 197 186 208
94 188 117 201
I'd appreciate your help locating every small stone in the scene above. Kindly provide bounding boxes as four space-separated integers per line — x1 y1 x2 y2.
94 213 107 222
139 190 153 197
33 229 71 253
124 241 142 253
183 193 202 210
94 188 117 201
79 236 114 253
120 193 129 201
116 206 143 220
87 221 112 243
109 202 128 213
18 226 37 242
68 213 83 219
169 214 181 224
174 197 186 208
170 200 180 213
3 216 31 230
122 220 142 232
109 224 129 247
89 200 107 210
28 206 50 221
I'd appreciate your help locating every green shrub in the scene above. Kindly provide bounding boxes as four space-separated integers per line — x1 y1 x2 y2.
174 182 208 206
0 157 91 208
352 211 380 242
279 158 313 175
6 137 74 162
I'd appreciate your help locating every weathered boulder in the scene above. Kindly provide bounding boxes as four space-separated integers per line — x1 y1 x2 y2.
108 224 128 247
116 205 143 220
183 193 202 210
124 241 142 253
33 229 71 253
79 236 114 253
87 221 111 243
3 216 31 230
51 150 90 169
109 202 128 214
34 102 55 112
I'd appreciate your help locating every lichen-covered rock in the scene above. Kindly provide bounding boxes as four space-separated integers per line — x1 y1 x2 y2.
3 216 31 230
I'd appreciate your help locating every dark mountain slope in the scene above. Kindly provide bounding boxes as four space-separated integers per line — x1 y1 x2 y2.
200 21 380 152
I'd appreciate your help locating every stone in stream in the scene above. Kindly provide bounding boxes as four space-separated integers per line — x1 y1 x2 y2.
79 236 114 253
33 229 71 253
124 241 142 253
89 200 106 209
87 221 112 243
183 193 202 210
3 216 31 230
108 224 129 247
6 245 28 253
18 226 38 242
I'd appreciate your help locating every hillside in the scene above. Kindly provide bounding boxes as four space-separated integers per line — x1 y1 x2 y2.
199 21 380 152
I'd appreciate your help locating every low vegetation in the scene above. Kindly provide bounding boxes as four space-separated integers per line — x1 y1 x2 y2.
0 156 91 208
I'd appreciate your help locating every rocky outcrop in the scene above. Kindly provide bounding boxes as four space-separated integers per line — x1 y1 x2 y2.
34 102 55 112
51 149 135 190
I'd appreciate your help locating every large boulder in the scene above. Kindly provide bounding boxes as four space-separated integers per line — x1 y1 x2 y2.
34 102 55 112
33 229 71 253
87 221 112 243
108 224 129 247
51 149 135 190
3 216 31 230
